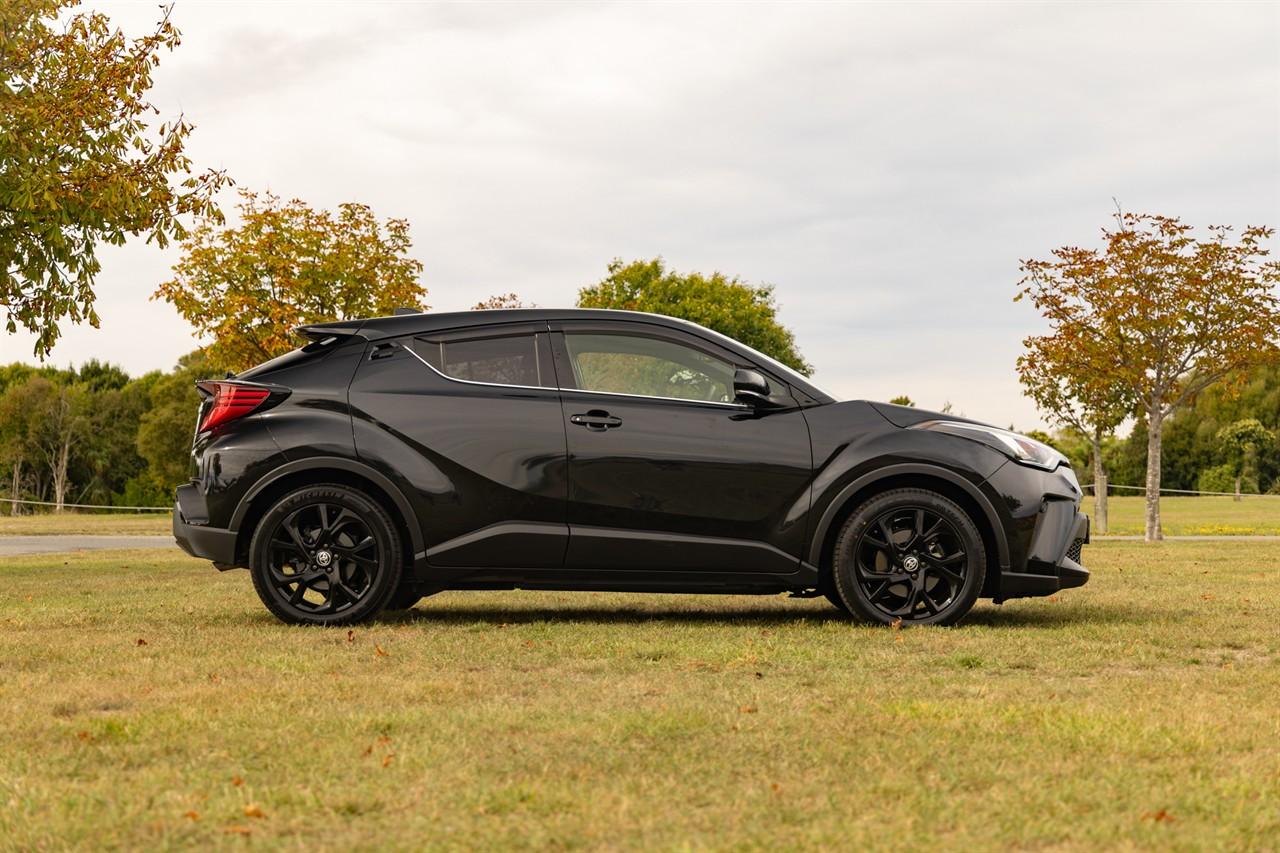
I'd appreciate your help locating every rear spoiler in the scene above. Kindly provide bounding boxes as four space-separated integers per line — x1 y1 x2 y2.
295 320 367 343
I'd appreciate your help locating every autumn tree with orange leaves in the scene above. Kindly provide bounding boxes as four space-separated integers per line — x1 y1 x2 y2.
155 189 427 372
1018 213 1280 541
1 0 230 358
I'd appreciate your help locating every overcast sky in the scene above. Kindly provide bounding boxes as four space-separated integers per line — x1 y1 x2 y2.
3 0 1278 429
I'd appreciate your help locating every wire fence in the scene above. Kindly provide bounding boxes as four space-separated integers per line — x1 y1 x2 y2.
0 497 171 513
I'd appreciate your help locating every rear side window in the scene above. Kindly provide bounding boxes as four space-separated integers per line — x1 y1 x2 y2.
412 334 543 387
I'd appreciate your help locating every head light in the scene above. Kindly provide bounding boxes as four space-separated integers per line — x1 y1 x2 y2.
916 421 1067 471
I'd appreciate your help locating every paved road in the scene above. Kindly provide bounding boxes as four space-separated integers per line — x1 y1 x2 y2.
0 535 177 558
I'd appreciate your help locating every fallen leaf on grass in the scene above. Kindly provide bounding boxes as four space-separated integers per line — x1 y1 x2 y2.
361 744 373 756
223 825 252 836
76 731 93 742
1201 593 1215 601
770 782 782 794
739 705 758 714
346 630 355 643
243 804 266 819
1142 809 1176 823
231 775 244 787
754 672 764 680
135 638 148 646
208 674 221 684
182 810 200 821
375 644 389 657
377 735 392 746
382 753 395 768
889 618 903 630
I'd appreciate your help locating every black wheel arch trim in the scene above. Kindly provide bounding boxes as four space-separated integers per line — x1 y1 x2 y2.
228 456 425 555
807 462 1011 571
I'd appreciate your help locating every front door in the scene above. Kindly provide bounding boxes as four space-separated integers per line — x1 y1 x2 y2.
550 323 813 574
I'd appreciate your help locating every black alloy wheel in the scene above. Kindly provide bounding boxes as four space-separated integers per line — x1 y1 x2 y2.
249 485 402 625
831 488 985 626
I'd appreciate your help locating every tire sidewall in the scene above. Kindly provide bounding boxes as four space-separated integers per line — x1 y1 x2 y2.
249 485 403 626
831 488 986 626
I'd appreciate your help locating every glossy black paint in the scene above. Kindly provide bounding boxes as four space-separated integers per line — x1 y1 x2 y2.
172 308 1089 604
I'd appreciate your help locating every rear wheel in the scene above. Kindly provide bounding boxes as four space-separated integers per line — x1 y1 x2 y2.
830 488 985 626
249 485 403 625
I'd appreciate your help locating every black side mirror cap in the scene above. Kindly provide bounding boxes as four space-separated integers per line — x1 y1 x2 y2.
733 368 785 408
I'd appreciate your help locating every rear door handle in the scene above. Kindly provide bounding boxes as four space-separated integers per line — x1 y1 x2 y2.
570 410 622 430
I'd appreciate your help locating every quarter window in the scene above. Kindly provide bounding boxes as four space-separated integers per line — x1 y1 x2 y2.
563 333 735 403
413 334 542 387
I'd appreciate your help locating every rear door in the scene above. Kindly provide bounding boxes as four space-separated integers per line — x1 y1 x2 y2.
349 322 570 568
549 321 813 574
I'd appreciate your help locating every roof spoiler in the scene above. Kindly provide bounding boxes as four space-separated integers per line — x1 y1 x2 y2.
295 320 367 343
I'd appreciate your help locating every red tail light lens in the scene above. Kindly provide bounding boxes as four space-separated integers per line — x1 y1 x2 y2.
197 382 272 432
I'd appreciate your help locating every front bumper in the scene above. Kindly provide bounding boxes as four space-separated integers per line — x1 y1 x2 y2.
173 484 239 569
995 503 1090 601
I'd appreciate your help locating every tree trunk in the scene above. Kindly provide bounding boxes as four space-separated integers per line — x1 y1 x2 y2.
1091 430 1108 535
1234 473 1242 502
52 438 70 513
1144 410 1164 542
9 459 20 517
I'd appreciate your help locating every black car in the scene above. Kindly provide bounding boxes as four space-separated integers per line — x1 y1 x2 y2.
173 308 1089 626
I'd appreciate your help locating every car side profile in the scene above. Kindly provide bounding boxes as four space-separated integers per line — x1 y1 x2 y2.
173 308 1089 626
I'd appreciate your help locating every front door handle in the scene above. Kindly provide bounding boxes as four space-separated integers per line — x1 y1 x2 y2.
570 410 622 431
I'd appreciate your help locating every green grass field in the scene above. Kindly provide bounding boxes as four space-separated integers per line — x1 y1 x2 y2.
3 494 1278 539
1 541 1277 849
0 512 170 535
1082 495 1280 535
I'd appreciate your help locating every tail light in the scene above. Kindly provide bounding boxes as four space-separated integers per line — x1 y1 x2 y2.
196 382 272 432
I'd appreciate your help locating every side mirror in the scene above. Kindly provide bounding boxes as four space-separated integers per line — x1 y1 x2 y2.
733 368 777 407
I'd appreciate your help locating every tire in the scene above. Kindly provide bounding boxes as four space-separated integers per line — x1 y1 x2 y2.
830 488 986 626
249 484 403 626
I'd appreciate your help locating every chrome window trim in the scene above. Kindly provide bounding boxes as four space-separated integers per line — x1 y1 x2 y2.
400 341 749 409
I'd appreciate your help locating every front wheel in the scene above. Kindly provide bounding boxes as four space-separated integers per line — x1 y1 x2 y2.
830 488 986 626
249 485 403 625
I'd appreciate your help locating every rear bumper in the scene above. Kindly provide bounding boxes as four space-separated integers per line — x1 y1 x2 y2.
995 506 1090 602
173 484 238 568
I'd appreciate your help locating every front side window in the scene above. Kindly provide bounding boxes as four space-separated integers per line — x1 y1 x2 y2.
413 334 541 387
564 333 735 403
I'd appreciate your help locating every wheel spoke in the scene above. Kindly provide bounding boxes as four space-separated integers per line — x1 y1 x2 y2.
931 563 964 586
938 550 966 566
877 517 899 552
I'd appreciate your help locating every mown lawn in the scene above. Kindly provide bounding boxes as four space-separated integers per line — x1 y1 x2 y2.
3 494 1279 540
0 512 170 536
1 541 1277 850
1082 494 1280 535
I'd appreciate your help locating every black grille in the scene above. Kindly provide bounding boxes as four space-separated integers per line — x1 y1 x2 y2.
1066 538 1084 564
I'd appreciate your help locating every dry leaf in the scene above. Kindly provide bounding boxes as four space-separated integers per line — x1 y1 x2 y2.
382 753 395 768
1201 593 1215 601
346 629 355 643
182 810 200 822
243 804 265 819
375 644 389 657
135 638 148 646
208 674 221 684
376 735 392 746
1142 809 1176 823
361 744 373 756
770 782 782 794
754 672 764 680
76 730 92 742
231 774 244 787
889 618 903 630
223 825 252 836
739 705 758 714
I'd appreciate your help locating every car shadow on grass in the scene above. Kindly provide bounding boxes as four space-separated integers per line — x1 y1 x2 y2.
374 598 1169 630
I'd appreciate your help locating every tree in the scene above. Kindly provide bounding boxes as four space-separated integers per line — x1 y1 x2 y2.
471 293 531 310
1 1 229 358
155 189 427 371
0 379 41 514
1016 332 1133 534
1215 419 1274 500
888 395 915 407
1018 213 1280 541
21 377 88 511
136 351 219 491
577 258 812 375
